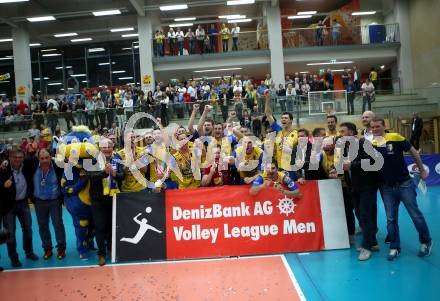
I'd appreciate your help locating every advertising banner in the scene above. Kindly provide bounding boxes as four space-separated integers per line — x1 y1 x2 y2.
112 180 349 263
405 154 440 186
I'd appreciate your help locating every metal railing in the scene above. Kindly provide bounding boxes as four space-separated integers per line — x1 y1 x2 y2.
282 23 400 48
152 30 268 57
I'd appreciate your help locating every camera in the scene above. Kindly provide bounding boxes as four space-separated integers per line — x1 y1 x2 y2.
0 228 10 245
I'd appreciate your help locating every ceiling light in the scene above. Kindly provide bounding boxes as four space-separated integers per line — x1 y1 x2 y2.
0 81 10 83
71 38 93 42
306 61 353 66
99 62 115 66
194 67 242 73
41 48 57 52
227 18 252 23
300 71 309 74
288 15 312 19
93 10 121 16
0 38 13 42
29 43 41 47
118 77 133 80
54 33 77 38
122 33 138 38
298 11 317 15
47 82 62 86
174 17 196 21
81 80 88 83
71 74 86 77
27 16 55 22
110 27 134 32
352 11 376 16
169 23 193 28
330 69 346 72
42 53 61 57
88 47 105 52
122 47 132 50
112 70 126 74
0 57 13 60
380 65 385 69
0 0 30 3
55 66 72 69
33 77 49 80
159 4 188 11
227 0 255 5
219 15 246 19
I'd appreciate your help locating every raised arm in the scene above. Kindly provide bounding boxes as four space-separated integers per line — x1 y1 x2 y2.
264 92 275 125
187 103 200 135
409 146 428 179
197 105 211 136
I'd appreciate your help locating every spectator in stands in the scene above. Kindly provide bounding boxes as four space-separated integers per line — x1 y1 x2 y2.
277 83 286 112
176 27 185 56
315 20 325 46
19 138 28 151
74 98 86 126
371 117 432 260
167 27 177 56
353 66 361 92
369 67 378 90
95 98 106 129
410 112 423 151
208 24 218 53
221 24 230 52
123 92 134 121
285 83 296 112
185 28 195 54
0 147 39 268
332 19 341 45
204 34 211 53
231 23 240 51
16 100 28 115
346 79 356 115
61 98 76 131
342 67 350 89
269 83 277 113
219 88 230 122
154 30 165 57
196 25 205 54
33 148 66 260
256 81 266 113
85 97 95 129
46 103 58 135
361 79 375 113
285 75 293 86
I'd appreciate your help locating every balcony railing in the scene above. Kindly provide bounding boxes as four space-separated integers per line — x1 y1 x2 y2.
152 30 268 57
282 23 400 49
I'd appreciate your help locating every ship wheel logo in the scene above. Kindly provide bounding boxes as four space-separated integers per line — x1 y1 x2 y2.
277 196 297 216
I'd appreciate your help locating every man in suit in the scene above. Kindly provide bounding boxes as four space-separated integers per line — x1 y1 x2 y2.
0 147 39 268
410 112 423 151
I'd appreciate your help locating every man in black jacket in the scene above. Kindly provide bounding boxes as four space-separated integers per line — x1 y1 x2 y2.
340 122 379 261
86 138 124 266
410 112 423 151
0 147 39 268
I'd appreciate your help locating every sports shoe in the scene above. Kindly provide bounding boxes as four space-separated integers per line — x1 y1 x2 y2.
358 248 372 261
98 256 106 266
57 248 66 260
418 241 433 258
43 249 53 260
387 249 400 261
26 253 39 261
79 253 88 261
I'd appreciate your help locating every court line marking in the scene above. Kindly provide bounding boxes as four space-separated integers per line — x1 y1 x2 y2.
281 254 307 301
3 254 287 273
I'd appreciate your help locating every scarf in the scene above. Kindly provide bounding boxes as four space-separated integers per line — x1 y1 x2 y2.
102 155 120 197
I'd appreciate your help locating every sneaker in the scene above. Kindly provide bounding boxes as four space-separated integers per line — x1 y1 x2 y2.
26 253 39 261
98 256 106 266
57 249 66 260
11 258 22 268
387 249 400 261
418 241 433 258
358 248 372 261
43 249 53 260
79 253 88 261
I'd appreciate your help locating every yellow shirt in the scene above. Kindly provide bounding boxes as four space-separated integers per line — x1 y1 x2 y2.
234 146 263 179
274 127 298 170
118 147 148 192
171 142 201 189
